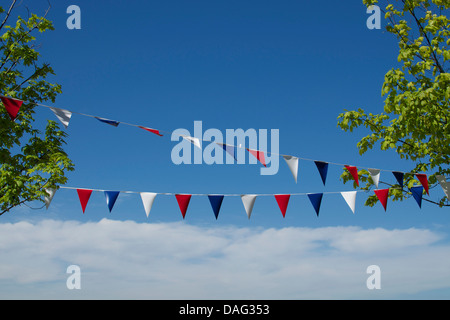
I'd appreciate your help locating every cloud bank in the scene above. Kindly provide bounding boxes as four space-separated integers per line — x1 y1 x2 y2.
0 218 449 299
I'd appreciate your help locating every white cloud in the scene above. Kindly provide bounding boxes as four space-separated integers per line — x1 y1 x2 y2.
0 218 449 299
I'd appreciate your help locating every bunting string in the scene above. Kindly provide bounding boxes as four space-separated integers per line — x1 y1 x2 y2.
2 95 449 200
40 184 432 218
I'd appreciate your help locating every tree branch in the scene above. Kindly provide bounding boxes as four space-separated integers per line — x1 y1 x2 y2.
408 6 445 74
0 0 17 33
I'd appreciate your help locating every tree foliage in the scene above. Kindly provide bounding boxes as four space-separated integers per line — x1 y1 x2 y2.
0 1 74 215
338 0 449 207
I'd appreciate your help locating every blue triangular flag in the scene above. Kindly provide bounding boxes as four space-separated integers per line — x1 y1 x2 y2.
104 191 120 212
221 144 237 160
393 171 404 189
307 193 323 216
410 186 424 208
314 161 329 186
96 117 120 127
208 195 224 219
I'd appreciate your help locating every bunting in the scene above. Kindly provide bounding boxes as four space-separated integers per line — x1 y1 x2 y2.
96 117 120 127
307 193 323 216
415 174 429 195
139 126 163 137
77 189 93 213
247 149 267 167
314 161 328 186
43 183 439 218
283 156 298 183
140 192 157 217
1 94 436 187
175 194 192 219
345 165 359 187
410 186 424 208
104 191 120 212
437 175 449 199
1 96 23 121
208 195 224 220
182 136 201 149
274 194 290 218
241 194 257 219
368 168 380 188
49 107 72 129
393 171 404 189
341 191 357 214
44 188 56 209
1 94 443 211
218 143 237 160
374 189 389 211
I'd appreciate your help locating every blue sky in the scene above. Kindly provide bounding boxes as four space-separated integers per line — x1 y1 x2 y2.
1 0 450 300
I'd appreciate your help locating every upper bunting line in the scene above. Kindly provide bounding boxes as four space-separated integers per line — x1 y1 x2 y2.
0 95 435 183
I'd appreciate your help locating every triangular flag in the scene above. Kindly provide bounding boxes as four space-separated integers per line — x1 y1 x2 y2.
247 149 266 167
341 191 357 214
77 189 93 213
96 117 120 127
307 193 323 216
218 143 237 160
1 96 23 121
208 195 224 220
415 174 429 195
182 136 201 149
139 126 163 137
410 186 424 208
140 192 157 217
44 188 56 210
104 191 120 212
368 168 381 188
436 175 449 198
274 194 290 218
49 107 72 129
374 189 389 211
175 194 192 219
345 165 359 186
241 194 257 219
392 171 404 189
314 161 328 186
283 156 298 183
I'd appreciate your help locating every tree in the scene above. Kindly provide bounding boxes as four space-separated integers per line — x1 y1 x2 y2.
0 1 74 215
338 0 449 207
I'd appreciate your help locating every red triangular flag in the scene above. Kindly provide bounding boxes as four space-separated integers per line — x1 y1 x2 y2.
1 97 23 121
139 126 163 137
374 189 389 211
175 194 192 219
345 165 359 186
247 149 267 167
415 174 429 195
275 194 290 218
77 189 93 213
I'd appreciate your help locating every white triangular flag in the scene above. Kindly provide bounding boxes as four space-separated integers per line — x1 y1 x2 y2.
44 188 56 209
49 107 72 129
436 175 449 199
368 168 381 188
182 135 201 149
282 155 299 183
341 191 357 214
241 194 257 219
140 192 157 217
